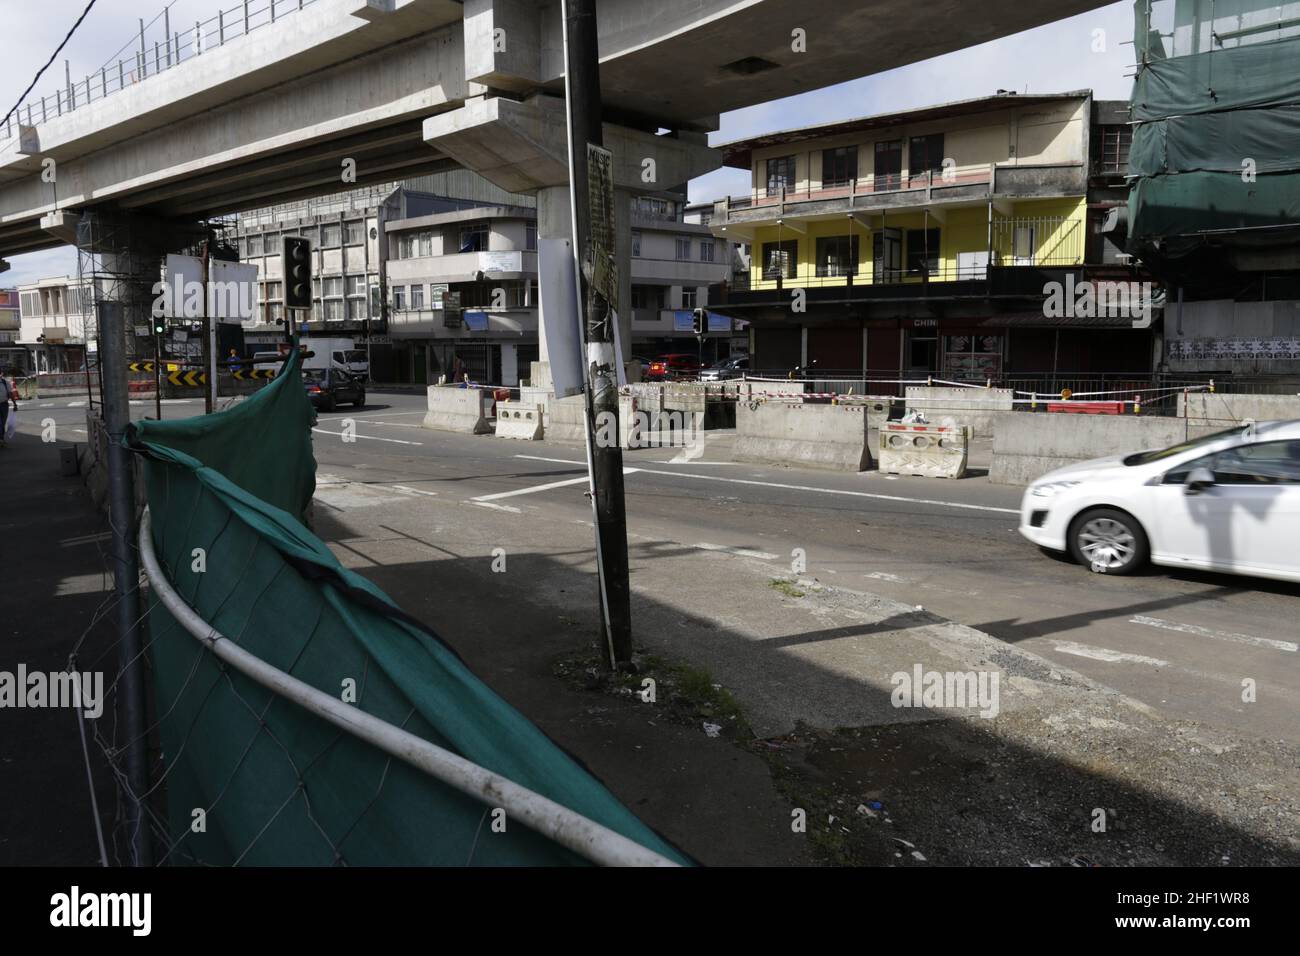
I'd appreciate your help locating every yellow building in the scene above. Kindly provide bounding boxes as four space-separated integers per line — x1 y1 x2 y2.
710 91 1150 385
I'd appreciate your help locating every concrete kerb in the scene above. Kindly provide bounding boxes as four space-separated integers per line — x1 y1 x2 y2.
423 385 492 435
734 401 872 472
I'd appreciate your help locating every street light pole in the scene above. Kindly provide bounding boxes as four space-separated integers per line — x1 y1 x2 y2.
561 0 633 669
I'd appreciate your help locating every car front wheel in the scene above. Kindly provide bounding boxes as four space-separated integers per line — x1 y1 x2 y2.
1068 507 1149 575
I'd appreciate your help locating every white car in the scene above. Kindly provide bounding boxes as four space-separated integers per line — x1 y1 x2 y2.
1019 420 1300 583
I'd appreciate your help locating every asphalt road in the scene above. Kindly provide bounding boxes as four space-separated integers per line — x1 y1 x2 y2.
305 391 1300 745
24 389 1298 743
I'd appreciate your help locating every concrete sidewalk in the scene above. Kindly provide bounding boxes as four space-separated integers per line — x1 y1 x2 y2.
0 427 120 865
310 468 1300 865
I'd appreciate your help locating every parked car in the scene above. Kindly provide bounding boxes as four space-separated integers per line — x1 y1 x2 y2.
646 354 703 381
1019 420 1300 583
700 356 749 382
304 368 366 411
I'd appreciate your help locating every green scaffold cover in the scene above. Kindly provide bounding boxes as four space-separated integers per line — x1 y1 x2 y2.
129 347 689 866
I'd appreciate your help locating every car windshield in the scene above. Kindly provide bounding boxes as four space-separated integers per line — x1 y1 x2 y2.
1122 425 1248 466
303 370 325 384
341 350 366 363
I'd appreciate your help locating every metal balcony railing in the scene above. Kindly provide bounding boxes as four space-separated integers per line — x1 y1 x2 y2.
2 0 323 144
722 167 996 214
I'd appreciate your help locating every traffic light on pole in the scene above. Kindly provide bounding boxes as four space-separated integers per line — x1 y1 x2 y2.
692 308 706 335
283 236 313 309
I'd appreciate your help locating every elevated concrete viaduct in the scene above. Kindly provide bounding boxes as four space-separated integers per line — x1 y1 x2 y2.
0 0 1112 257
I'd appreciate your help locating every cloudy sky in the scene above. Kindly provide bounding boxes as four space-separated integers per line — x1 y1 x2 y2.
1 0 1135 287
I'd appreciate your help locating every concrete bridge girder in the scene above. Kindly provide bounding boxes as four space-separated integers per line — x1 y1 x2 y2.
423 93 722 196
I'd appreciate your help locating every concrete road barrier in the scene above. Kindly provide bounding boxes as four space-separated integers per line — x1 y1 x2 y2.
496 403 544 440
546 395 588 442
989 412 1218 485
663 384 708 415
737 380 807 402
423 386 492 435
1179 391 1300 425
903 386 1013 432
878 423 971 478
734 401 871 472
847 396 901 429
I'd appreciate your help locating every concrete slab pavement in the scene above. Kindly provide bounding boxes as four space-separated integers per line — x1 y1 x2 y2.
0 426 121 865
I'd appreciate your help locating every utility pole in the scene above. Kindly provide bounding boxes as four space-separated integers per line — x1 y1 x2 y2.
561 0 633 669
203 240 217 413
98 298 152 866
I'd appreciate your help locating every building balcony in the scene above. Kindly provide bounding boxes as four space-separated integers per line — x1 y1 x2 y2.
386 306 538 338
386 250 537 284
711 162 1086 234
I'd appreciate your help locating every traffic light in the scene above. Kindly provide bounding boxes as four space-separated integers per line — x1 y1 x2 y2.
283 236 313 309
692 308 706 335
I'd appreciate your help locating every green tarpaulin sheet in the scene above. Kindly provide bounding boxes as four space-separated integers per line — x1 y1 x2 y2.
129 348 688 866
1130 106 1300 177
1133 34 1300 121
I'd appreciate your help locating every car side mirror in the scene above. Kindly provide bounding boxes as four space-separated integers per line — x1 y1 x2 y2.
1184 467 1216 495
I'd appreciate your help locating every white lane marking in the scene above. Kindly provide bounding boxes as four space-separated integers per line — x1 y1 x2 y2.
1130 615 1297 653
1049 641 1169 667
471 468 639 503
693 542 779 560
515 455 589 466
387 484 439 498
473 501 523 514
638 467 1017 514
515 453 1018 514
68 401 85 407
312 427 423 446
865 571 906 583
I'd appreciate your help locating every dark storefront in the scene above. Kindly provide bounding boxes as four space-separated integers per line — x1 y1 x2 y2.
751 314 1154 387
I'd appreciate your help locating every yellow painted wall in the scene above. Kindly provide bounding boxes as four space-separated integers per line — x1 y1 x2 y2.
746 197 1087 291
746 99 1087 200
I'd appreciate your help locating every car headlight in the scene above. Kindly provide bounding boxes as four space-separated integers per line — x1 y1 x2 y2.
1030 480 1083 498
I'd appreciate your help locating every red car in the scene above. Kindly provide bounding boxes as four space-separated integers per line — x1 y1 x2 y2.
646 354 703 381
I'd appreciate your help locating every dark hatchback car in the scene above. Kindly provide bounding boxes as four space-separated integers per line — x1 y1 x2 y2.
304 368 366 411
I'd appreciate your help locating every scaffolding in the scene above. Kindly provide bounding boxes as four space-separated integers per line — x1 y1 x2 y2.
75 209 230 409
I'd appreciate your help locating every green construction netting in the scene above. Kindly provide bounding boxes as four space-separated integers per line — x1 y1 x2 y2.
1129 106 1300 177
1132 33 1300 120
1128 170 1300 239
129 347 689 866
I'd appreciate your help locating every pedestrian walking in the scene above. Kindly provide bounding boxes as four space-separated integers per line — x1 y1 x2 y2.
0 369 18 447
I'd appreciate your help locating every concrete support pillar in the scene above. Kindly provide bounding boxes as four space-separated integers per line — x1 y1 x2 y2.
536 184 572 369
613 187 632 364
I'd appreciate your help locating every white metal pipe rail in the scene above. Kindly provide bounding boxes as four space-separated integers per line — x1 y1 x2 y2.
138 509 679 867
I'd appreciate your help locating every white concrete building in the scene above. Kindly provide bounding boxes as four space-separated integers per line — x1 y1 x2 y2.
15 277 93 373
234 173 734 386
